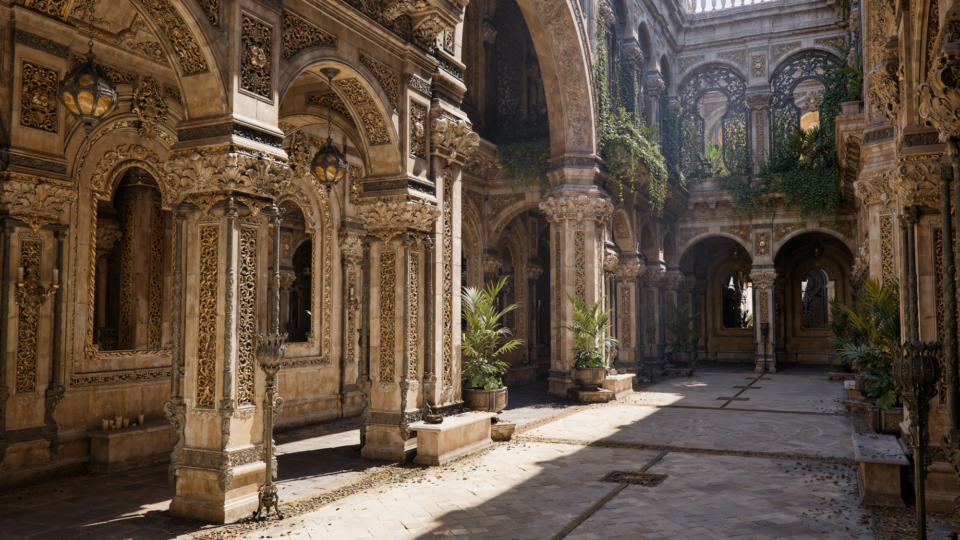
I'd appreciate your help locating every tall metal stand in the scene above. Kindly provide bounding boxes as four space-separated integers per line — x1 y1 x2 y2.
894 341 942 540
254 205 287 520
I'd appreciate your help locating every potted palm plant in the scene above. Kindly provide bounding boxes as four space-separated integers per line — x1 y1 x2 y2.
461 277 522 413
665 300 698 367
561 294 617 390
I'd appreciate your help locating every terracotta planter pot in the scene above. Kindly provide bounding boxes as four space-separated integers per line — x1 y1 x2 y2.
463 387 508 413
573 367 606 390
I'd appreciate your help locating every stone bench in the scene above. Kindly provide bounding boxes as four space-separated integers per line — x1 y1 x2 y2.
410 412 496 466
852 432 908 507
88 420 176 474
602 374 636 399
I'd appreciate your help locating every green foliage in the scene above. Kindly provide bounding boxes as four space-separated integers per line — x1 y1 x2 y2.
461 277 524 391
665 301 698 353
560 293 618 368
828 278 902 409
698 141 726 179
595 3 671 212
716 49 861 220
498 139 550 196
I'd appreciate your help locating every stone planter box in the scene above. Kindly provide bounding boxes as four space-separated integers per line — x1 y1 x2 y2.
573 367 605 390
88 420 176 474
870 406 903 435
410 412 496 466
463 387 508 413
601 373 636 399
505 365 538 387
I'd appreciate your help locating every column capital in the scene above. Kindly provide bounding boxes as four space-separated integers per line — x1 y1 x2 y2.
539 194 613 224
746 91 774 111
340 233 364 265
662 271 684 291
482 255 502 280
525 264 543 282
750 270 777 289
355 197 440 244
614 260 644 281
642 266 665 286
430 111 480 167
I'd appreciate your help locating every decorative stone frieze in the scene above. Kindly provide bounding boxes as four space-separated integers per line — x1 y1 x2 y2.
749 271 777 289
920 52 960 142
0 179 76 231
866 46 900 125
891 158 941 208
355 197 440 243
539 195 613 224
482 256 502 279
430 114 480 166
161 149 293 209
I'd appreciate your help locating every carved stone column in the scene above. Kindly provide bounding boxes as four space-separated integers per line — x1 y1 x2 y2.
355 199 439 462
539 194 613 396
339 230 364 418
525 264 543 365
641 266 666 372
746 91 773 168
662 271 683 370
162 148 294 523
750 270 777 373
646 74 665 128
613 255 642 374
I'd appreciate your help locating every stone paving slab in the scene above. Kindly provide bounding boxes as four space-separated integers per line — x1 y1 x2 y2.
523 403 855 458
235 442 663 540
571 452 871 540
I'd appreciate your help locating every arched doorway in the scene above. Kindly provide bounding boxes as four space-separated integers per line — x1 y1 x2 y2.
774 232 854 364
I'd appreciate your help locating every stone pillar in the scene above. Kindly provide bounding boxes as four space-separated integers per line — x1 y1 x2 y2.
354 201 438 462
116 185 162 350
646 74 665 128
169 196 271 523
339 230 364 418
525 264 543 365
750 270 777 373
539 194 613 396
662 272 683 368
641 265 665 372
613 255 642 374
746 91 773 168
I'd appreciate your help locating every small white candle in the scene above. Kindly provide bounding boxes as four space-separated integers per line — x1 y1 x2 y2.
138 414 144 425
17 267 23 281
53 269 59 283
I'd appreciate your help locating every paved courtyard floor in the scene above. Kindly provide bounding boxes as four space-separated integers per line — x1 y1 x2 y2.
0 371 922 539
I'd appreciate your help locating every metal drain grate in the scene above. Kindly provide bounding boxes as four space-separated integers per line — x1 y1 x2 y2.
599 471 668 486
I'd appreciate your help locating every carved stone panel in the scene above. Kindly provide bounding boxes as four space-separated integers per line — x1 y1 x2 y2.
880 214 895 284
360 52 399 111
139 0 209 75
241 15 273 100
379 249 397 383
335 79 390 145
148 204 164 348
442 172 453 386
237 227 258 406
197 226 219 408
16 241 41 393
409 100 427 159
20 60 58 133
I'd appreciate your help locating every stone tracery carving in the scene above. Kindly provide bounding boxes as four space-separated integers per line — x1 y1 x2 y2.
138 0 209 75
379 250 397 383
196 226 219 408
360 52 400 111
15 242 42 393
133 77 168 139
148 204 164 349
335 79 390 145
20 61 58 133
237 227 257 406
282 9 336 61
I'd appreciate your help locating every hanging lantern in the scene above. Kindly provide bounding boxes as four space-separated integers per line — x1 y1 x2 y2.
311 68 348 191
59 45 118 133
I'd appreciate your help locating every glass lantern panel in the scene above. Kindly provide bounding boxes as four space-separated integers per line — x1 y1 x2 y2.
79 73 95 86
94 95 113 116
62 92 80 115
77 90 96 115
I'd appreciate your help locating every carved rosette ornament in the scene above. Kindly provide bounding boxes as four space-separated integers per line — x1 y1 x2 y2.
161 149 294 209
355 197 440 244
538 194 613 224
750 271 777 289
132 77 167 139
866 43 901 125
430 114 480 166
920 51 960 142
482 256 502 280
0 180 77 231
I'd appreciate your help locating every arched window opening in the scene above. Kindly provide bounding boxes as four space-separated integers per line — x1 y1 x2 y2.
721 270 753 329
94 167 168 351
279 202 313 343
677 65 749 180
